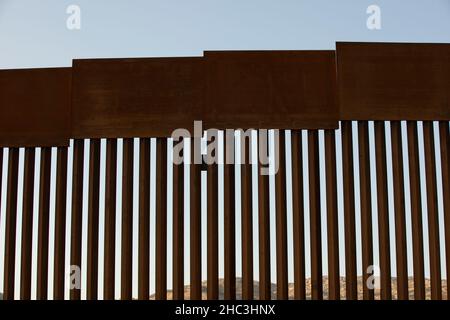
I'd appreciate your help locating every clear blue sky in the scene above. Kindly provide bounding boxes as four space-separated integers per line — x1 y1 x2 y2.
1 0 450 69
0 0 449 300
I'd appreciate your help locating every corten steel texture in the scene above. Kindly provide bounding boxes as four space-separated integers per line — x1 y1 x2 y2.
0 68 71 147
241 132 254 300
0 149 2 226
71 58 204 139
258 132 271 300
121 138 134 300
223 131 236 300
70 140 84 300
374 121 392 300
337 42 450 121
206 158 219 300
275 131 289 300
156 138 168 300
341 121 357 300
439 122 450 299
139 138 151 300
357 122 375 300
173 140 185 300
54 147 68 300
87 139 101 300
207 131 219 300
20 148 35 300
204 51 338 130
407 122 425 300
308 130 323 300
104 139 117 300
390 121 409 300
325 130 340 300
4 45 450 302
37 147 52 300
190 138 203 300
291 131 306 300
422 121 442 300
3 148 19 300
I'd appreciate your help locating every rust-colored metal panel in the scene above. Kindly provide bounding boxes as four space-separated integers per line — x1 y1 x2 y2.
20 148 35 300
258 131 271 300
357 122 374 300
121 138 133 300
291 131 305 300
0 149 2 222
3 148 19 300
104 139 117 300
37 147 52 300
155 138 168 300
325 130 340 300
70 140 84 300
204 51 338 130
422 121 442 300
138 138 150 300
71 58 204 139
439 122 450 300
87 139 100 300
0 68 71 147
337 42 450 121
207 131 219 300
275 131 288 300
308 130 322 300
241 133 254 300
206 165 219 300
190 138 202 300
341 121 357 300
374 121 392 300
172 140 184 300
223 131 236 300
390 121 409 300
0 149 2 226
53 147 68 300
407 122 425 299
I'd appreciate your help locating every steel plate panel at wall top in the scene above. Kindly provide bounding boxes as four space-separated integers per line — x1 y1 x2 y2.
71 57 205 139
337 42 450 121
0 68 71 147
203 50 339 130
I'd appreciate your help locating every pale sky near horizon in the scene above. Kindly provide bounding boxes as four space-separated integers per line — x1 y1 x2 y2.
1 0 450 69
0 0 449 299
